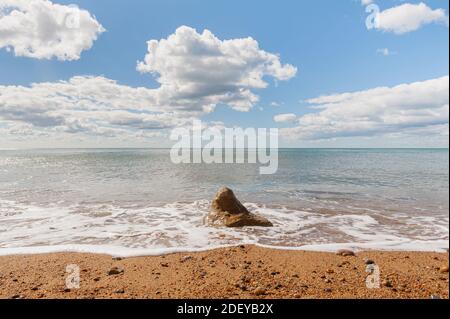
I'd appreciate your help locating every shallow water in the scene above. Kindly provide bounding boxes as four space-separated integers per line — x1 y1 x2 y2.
0 148 448 256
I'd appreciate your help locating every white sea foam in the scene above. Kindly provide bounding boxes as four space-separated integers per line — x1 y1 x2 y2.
0 199 448 257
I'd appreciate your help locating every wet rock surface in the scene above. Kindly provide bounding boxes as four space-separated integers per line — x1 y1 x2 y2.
206 187 273 227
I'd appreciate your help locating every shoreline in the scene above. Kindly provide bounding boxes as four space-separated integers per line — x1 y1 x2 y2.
1 238 448 258
0 245 448 299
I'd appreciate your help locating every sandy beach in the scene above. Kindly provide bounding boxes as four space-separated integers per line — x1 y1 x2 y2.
0 245 448 299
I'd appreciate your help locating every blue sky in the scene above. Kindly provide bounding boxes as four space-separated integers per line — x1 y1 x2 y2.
0 0 449 148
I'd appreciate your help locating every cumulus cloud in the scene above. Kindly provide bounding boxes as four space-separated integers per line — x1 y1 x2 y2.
281 76 449 141
137 26 297 112
0 0 105 60
0 76 197 138
0 26 296 141
375 2 448 34
274 113 297 123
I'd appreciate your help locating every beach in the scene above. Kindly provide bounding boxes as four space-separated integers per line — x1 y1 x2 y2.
0 245 448 299
0 149 448 300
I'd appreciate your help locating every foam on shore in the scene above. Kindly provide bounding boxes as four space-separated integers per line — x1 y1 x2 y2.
0 199 448 257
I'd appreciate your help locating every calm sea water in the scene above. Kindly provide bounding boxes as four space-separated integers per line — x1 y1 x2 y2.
0 149 448 256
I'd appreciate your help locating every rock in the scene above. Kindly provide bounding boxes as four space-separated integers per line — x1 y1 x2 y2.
206 187 273 227
114 289 125 294
364 259 375 265
430 295 441 299
382 280 393 288
160 262 169 268
336 249 355 257
10 294 24 299
107 267 124 276
439 266 449 273
254 287 266 296
337 261 350 267
240 275 250 283
112 257 123 261
324 288 332 293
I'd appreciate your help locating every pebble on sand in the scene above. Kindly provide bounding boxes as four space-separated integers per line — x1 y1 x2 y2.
364 259 375 265
254 287 266 296
107 267 124 276
336 250 355 257
439 266 449 273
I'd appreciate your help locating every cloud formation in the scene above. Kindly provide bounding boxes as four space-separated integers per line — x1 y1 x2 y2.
0 0 105 60
0 27 297 140
274 113 297 123
0 76 196 138
281 76 449 141
137 26 297 112
375 2 448 34
361 0 373 6
0 24 297 140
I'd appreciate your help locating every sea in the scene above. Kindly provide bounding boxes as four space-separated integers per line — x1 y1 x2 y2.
0 148 448 256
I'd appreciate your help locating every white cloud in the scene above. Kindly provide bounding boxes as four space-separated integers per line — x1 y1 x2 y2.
0 26 297 142
0 76 196 138
270 101 282 107
361 0 373 6
375 2 449 34
281 76 449 141
0 0 105 60
274 113 297 123
137 26 297 112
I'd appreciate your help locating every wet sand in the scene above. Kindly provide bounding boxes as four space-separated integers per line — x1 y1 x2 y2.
0 245 448 299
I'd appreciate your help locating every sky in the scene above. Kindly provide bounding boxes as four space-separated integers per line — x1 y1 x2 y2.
0 0 449 148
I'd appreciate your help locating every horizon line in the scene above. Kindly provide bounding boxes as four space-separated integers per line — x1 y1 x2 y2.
1 147 448 151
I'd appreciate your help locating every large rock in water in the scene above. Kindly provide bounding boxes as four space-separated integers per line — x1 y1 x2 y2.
206 187 273 227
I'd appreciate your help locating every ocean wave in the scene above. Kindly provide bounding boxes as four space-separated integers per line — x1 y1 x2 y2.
0 199 448 256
